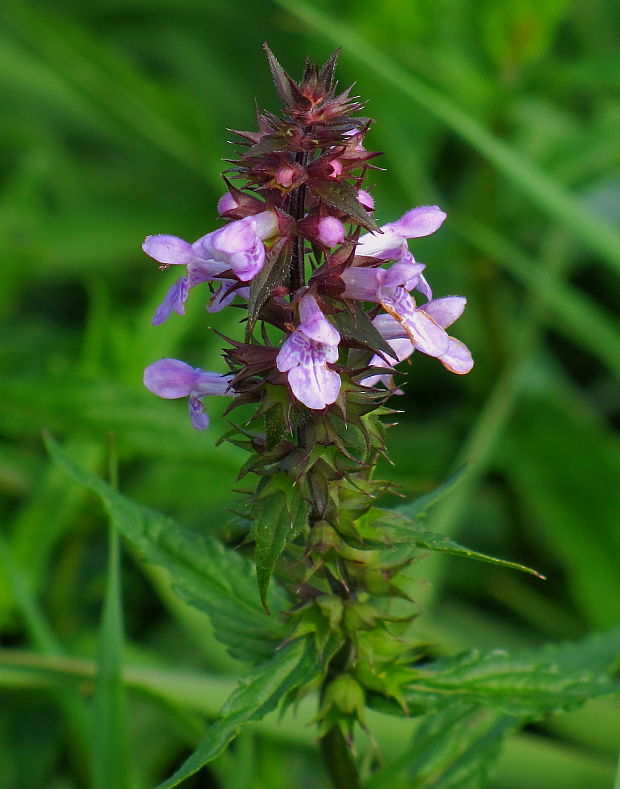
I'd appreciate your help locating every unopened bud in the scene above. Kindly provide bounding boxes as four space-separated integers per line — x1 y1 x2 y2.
323 674 365 716
357 189 375 211
298 214 345 248
217 191 239 216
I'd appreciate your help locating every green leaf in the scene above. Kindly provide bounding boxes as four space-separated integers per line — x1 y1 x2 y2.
247 240 291 336
46 436 288 663
155 635 320 789
253 473 310 611
374 626 620 720
311 180 379 231
355 507 543 579
330 302 398 361
366 703 519 789
396 468 467 521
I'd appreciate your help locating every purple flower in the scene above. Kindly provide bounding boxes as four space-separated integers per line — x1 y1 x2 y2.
342 262 449 359
143 210 279 324
144 358 234 430
276 294 341 410
370 295 473 376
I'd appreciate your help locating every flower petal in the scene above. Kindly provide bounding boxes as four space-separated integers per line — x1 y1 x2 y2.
381 261 426 291
341 267 382 301
440 337 474 374
355 228 403 260
288 360 341 410
386 206 446 239
276 332 306 373
152 277 189 325
188 395 210 430
143 235 193 265
424 296 467 329
378 287 449 358
144 359 198 399
299 294 341 345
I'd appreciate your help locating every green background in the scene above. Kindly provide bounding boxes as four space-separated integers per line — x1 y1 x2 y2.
1 0 619 787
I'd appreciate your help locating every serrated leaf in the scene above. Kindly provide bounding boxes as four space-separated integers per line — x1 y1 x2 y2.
46 436 287 663
253 473 311 610
156 635 319 789
366 703 518 789
331 302 398 361
247 239 291 335
370 626 620 720
263 44 294 108
311 180 379 231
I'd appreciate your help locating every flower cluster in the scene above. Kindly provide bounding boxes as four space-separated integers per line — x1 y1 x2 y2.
140 47 476 762
142 51 472 427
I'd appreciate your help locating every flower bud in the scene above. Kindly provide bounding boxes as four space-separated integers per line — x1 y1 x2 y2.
298 214 345 248
343 601 378 632
323 674 365 716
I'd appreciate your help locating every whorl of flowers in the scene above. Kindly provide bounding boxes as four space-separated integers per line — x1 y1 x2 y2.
143 48 472 438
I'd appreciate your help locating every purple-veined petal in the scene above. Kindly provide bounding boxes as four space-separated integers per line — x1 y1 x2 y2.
288 358 341 410
424 296 467 329
386 206 446 239
144 359 198 399
188 395 210 430
299 294 341 345
228 237 265 281
440 338 473 374
277 332 341 410
152 277 189 325
378 286 449 358
341 267 382 302
276 332 306 373
143 235 193 266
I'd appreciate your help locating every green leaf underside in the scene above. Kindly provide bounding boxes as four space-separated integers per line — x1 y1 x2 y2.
254 473 311 610
370 626 620 720
331 302 398 361
155 635 321 789
311 180 379 231
356 508 543 579
366 703 519 789
46 436 288 663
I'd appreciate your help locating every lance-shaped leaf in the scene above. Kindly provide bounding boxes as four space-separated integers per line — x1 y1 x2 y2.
251 472 311 610
331 301 398 361
247 238 291 336
355 507 544 579
366 703 519 789
369 625 620 720
46 436 287 663
156 635 320 789
311 179 379 231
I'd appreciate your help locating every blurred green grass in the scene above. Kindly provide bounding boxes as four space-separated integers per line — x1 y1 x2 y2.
1 0 619 787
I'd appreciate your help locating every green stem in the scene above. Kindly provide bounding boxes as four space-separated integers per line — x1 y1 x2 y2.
320 724 363 789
